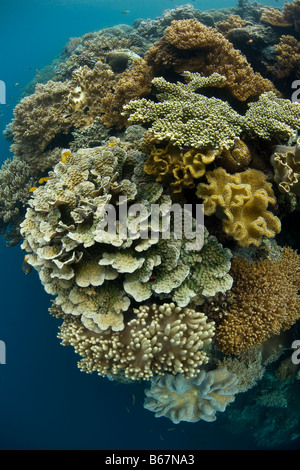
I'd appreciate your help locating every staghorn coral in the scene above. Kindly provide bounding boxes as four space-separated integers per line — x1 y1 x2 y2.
144 143 220 193
144 367 239 423
145 19 278 101
123 72 244 150
196 167 281 247
101 58 153 129
20 142 233 333
55 302 215 380
215 248 300 355
271 140 300 197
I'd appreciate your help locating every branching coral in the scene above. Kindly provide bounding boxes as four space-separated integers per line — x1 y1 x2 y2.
20 142 233 333
216 15 247 38
215 248 300 355
144 143 219 193
123 72 244 150
260 1 300 32
271 140 300 196
124 74 300 153
273 35 300 79
145 19 278 101
55 302 215 380
144 367 239 423
196 167 281 247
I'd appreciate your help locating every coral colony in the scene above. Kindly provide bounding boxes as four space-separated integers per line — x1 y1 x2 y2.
1 1 300 434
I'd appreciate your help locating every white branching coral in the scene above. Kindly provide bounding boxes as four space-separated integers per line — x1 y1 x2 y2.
54 302 215 380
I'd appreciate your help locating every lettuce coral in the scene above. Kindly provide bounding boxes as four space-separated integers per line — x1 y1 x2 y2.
215 248 300 355
196 167 281 247
144 367 239 423
271 140 300 196
55 302 215 380
20 141 233 333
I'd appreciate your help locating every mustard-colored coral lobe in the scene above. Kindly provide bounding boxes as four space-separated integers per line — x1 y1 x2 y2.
196 167 281 247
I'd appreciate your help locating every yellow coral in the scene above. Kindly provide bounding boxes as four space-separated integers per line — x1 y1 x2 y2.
270 140 300 196
144 143 219 193
196 167 281 247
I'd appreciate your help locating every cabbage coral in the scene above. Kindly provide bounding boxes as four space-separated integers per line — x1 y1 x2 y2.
144 367 239 423
20 141 233 333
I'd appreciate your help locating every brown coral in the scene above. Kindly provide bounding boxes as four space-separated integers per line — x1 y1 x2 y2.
215 248 300 355
270 139 300 196
273 35 300 79
101 58 153 129
196 167 281 247
215 138 252 173
145 19 278 101
55 302 215 380
144 143 219 193
260 1 300 32
216 15 247 38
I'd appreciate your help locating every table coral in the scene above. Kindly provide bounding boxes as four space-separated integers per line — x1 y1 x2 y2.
145 19 278 101
215 248 300 355
123 72 244 151
144 367 239 423
260 1 300 32
20 142 233 333
55 302 215 380
196 167 281 247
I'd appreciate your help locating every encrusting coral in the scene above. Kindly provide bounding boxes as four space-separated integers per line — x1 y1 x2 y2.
196 167 281 247
144 367 239 423
145 19 278 101
270 140 300 197
20 141 233 333
54 302 215 380
215 248 300 355
144 143 220 193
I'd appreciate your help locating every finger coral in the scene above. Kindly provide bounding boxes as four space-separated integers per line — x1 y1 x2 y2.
55 302 215 380
144 367 239 423
145 19 278 101
215 248 300 355
144 143 220 193
271 140 300 196
196 167 281 247
20 142 233 333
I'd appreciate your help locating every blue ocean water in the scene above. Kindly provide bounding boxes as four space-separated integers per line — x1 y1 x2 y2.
0 0 298 451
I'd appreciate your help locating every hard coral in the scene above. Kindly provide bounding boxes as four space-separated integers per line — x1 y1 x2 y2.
144 367 239 423
55 302 215 380
196 167 281 247
260 1 300 32
273 35 300 79
20 142 233 333
145 19 278 101
215 248 300 355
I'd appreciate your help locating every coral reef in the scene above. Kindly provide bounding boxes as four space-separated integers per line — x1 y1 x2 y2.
55 302 215 380
20 142 233 333
144 367 239 423
145 19 278 101
271 140 300 197
196 167 281 247
215 248 300 355
144 143 219 193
